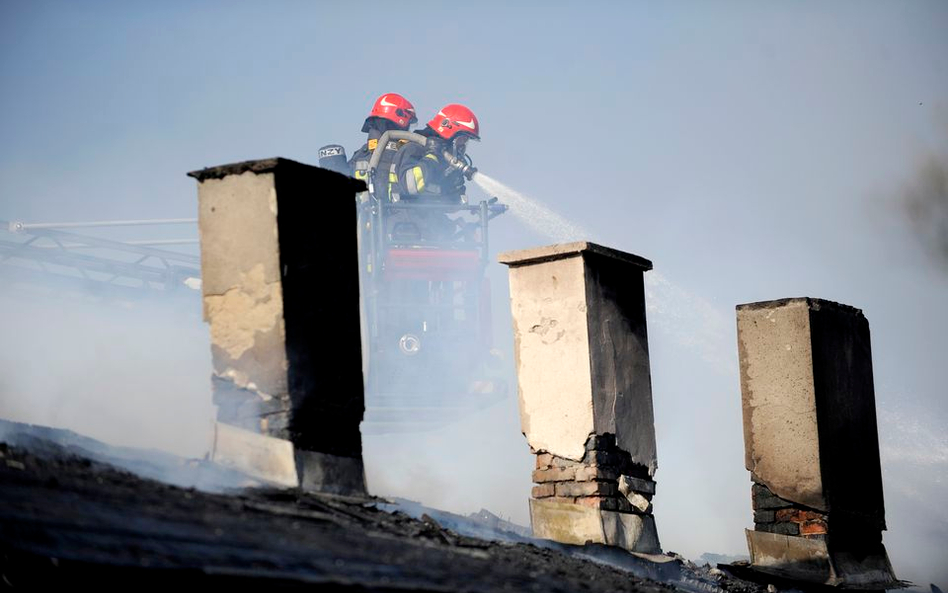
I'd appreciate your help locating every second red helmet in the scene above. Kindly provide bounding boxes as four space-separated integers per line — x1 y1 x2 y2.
427 104 480 141
362 93 417 132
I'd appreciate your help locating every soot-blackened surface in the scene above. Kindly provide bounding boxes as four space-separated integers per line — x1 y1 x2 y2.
0 440 676 591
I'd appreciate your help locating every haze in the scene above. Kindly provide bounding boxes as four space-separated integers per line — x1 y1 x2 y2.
1 1 946 587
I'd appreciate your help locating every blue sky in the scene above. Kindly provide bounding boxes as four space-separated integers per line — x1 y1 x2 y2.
2 1 947 584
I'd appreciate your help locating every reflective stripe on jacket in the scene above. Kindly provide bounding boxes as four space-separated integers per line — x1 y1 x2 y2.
393 143 466 202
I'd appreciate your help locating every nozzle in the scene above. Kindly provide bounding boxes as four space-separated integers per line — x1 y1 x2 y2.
442 151 478 180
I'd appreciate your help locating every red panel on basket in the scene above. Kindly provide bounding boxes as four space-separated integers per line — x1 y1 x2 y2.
384 249 481 280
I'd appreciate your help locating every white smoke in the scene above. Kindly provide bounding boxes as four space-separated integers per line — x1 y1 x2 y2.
0 286 215 460
644 272 735 374
472 172 734 374
876 400 948 588
880 406 948 468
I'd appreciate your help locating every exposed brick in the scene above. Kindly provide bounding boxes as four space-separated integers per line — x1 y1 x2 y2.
623 492 652 514
800 520 828 536
555 481 618 498
770 522 800 536
574 496 620 511
532 466 578 483
532 483 554 498
623 464 652 481
549 456 583 469
752 483 792 510
570 495 649 516
535 453 553 469
575 465 620 482
584 450 625 467
618 475 655 496
775 508 826 523
754 521 799 536
753 510 776 523
774 508 793 522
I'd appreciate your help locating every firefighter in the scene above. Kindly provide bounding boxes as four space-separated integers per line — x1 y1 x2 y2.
392 103 480 204
348 93 417 199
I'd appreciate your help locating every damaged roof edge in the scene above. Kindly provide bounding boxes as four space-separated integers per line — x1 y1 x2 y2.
498 241 653 271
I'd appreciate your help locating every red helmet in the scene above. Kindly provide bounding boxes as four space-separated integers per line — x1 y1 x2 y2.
427 104 480 141
362 93 417 132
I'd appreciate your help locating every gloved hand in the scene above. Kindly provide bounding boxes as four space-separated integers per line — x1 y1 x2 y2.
442 169 466 194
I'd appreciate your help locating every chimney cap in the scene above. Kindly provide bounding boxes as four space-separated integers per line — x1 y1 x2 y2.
498 241 652 270
735 297 865 318
187 157 366 193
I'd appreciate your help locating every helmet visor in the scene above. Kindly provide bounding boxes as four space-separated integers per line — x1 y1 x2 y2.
397 107 417 125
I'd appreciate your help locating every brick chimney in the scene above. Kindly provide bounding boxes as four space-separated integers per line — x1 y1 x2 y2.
499 242 660 553
737 298 896 585
189 158 367 495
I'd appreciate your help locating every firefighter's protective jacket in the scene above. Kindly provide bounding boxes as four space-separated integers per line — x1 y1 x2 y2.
392 135 466 203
